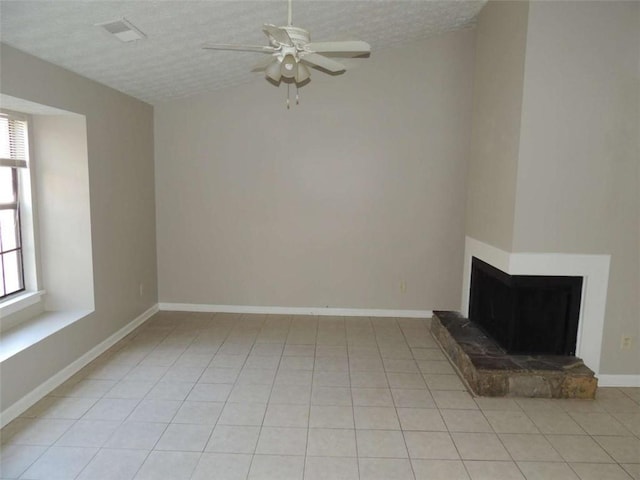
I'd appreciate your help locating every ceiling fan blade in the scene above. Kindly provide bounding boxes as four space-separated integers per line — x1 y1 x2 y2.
301 53 346 74
251 56 277 72
202 43 275 53
307 41 371 57
263 24 293 46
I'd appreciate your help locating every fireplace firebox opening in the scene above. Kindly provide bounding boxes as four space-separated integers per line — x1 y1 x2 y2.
469 257 583 356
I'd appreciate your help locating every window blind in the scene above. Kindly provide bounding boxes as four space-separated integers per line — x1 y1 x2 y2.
0 115 28 168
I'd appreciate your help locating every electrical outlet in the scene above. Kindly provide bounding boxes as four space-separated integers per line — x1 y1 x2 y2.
400 280 407 294
621 335 633 350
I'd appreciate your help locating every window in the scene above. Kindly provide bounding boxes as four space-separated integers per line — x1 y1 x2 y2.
0 105 93 334
0 114 28 299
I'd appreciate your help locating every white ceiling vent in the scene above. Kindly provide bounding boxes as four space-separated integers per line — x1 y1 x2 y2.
97 18 145 43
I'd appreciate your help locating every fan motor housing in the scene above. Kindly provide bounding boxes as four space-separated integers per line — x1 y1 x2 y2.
282 26 310 48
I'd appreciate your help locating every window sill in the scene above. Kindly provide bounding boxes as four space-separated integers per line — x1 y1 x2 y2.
0 290 46 332
0 309 93 363
1 290 94 364
0 290 45 317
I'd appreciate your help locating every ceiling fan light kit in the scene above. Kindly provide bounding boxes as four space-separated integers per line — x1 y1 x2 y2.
280 54 297 79
202 0 370 107
296 63 311 84
265 59 282 83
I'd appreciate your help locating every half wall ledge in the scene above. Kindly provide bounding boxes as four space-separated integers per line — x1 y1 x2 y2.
432 310 597 399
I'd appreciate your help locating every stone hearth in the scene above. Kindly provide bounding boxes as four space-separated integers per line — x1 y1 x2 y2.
432 311 597 399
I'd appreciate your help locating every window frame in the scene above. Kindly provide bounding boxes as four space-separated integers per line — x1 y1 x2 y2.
0 110 42 324
0 113 29 300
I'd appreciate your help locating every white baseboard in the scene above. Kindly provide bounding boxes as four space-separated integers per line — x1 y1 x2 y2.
597 374 640 387
159 303 432 318
0 304 159 428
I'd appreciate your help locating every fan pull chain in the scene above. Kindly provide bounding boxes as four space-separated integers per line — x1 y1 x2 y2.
285 84 301 109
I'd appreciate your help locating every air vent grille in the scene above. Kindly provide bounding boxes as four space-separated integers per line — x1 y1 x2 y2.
97 18 145 42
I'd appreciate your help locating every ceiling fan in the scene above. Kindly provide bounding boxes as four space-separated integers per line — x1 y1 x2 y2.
202 0 371 92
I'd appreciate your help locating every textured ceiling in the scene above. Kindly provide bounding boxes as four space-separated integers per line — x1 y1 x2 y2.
0 1 486 105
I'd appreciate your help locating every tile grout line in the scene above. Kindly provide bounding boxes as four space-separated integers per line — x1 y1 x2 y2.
86 322 172 480
15 314 182 479
344 316 362 480
185 311 242 478
395 317 429 480
300 314 318 480
2 312 639 480
121 310 224 480
228 312 269 480
134 312 236 477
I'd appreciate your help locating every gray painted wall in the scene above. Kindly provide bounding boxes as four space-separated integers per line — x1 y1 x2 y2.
155 30 476 311
465 1 529 252
0 44 157 408
466 1 639 375
1 0 637 413
514 1 640 374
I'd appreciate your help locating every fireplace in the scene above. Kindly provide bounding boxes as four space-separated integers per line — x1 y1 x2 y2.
469 257 583 356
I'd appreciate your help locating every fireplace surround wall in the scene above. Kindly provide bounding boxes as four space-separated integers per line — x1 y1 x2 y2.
461 236 611 377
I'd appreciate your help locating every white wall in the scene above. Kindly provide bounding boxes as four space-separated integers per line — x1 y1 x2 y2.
155 30 476 312
0 44 157 409
32 114 93 311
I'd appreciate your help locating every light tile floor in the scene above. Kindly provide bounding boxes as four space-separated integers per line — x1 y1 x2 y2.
1 312 639 479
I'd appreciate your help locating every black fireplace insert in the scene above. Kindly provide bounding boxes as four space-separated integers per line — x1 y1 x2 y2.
469 257 583 356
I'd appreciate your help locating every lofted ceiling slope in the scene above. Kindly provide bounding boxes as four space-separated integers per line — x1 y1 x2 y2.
0 1 486 105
